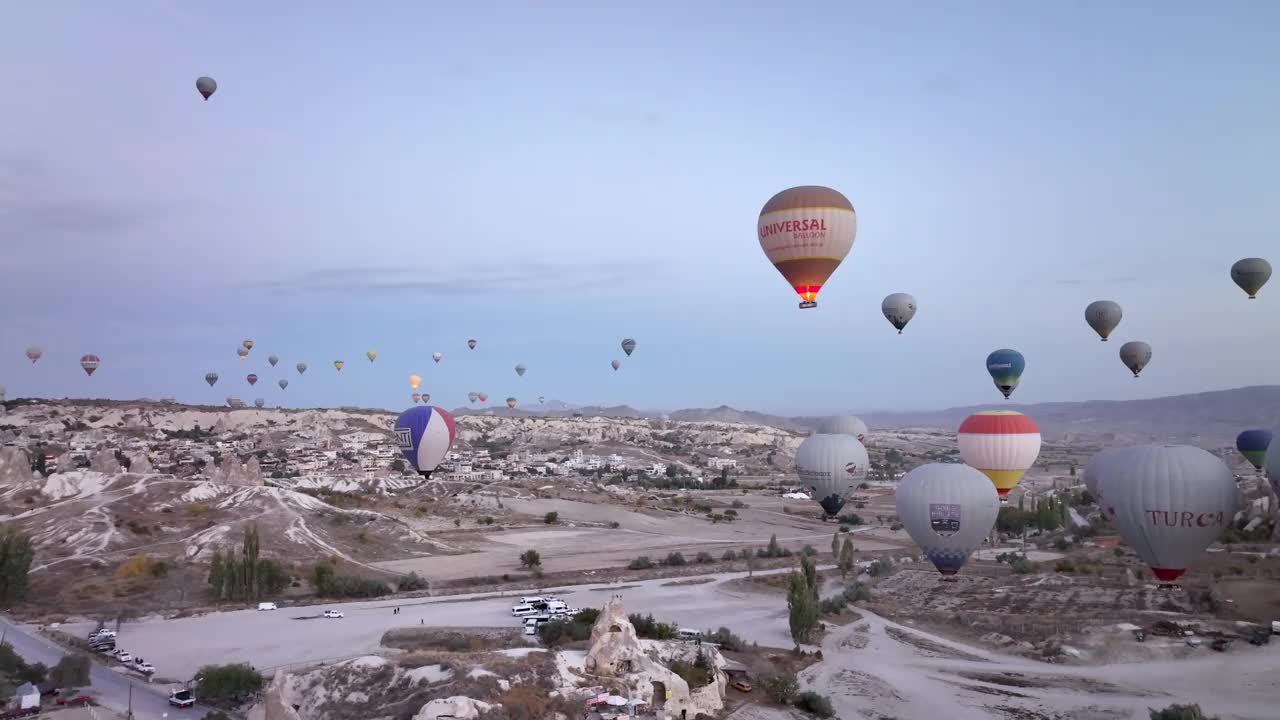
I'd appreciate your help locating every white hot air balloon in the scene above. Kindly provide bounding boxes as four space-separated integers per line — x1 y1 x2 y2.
1097 445 1237 584
896 463 1000 577
1083 446 1124 502
957 410 1042 502
816 415 867 443
794 433 868 517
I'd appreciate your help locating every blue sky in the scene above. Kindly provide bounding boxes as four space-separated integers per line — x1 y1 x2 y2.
2 1 1277 414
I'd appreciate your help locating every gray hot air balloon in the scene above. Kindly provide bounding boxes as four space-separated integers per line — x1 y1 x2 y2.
268 354 279 367
205 372 219 387
1231 257 1271 299
881 293 917 334
794 433 869 517
237 346 249 360
196 76 217 100
0 385 5 403
1084 300 1122 342
896 463 1000 577
296 362 307 375
1119 340 1151 377
278 379 289 390
468 392 479 403
611 359 621 371
515 364 527 377
254 398 265 408
25 346 42 363
621 338 637 356
817 416 868 443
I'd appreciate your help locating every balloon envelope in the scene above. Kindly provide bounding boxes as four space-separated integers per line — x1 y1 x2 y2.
409 374 422 390
296 362 307 375
1084 300 1123 341
467 339 477 350
507 397 517 409
367 349 377 362
1084 447 1125 501
986 349 1025 398
421 393 430 404
196 76 217 100
278 379 288 390
817 416 867 443
621 338 637 356
515 364 526 377
394 405 457 477
1098 444 1236 583
246 374 258 386
957 411 1041 499
478 392 488 403
242 340 254 350
611 359 621 371
1236 429 1272 471
80 354 100 376
25 346 42 363
1119 341 1151 377
758 185 856 308
1231 257 1271 298
254 398 265 408
794 433 868 516
897 463 1000 576
334 360 344 371
411 392 421 403
237 347 249 359
432 352 442 363
205 373 219 387
468 392 478 403
881 293 917 333
268 355 279 367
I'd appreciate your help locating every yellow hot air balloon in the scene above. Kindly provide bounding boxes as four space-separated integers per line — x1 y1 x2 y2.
334 360 345 371
956 410 1042 502
758 186 857 309
409 374 422 390
367 349 378 362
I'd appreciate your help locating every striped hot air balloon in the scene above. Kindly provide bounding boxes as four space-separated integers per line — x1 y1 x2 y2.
80 354 100 376
758 185 857 309
394 405 457 477
411 392 421 403
957 410 1041 502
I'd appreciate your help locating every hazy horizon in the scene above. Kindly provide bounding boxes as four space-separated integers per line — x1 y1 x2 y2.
3 2 1277 415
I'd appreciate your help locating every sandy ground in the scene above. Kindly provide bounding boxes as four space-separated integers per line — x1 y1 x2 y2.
376 496 903 579
46 565 1280 719
804 612 1280 720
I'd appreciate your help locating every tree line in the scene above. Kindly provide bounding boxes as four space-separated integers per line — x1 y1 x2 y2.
207 525 289 602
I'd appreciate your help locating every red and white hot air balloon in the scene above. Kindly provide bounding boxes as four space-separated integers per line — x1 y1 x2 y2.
757 185 857 309
506 397 517 409
80 354 100 376
957 410 1041 502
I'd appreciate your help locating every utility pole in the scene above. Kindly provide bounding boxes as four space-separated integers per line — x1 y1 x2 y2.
127 683 133 720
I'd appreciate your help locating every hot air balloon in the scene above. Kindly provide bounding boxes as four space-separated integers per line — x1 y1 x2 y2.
196 76 217 100
1097 445 1237 584
334 360 345 371
367 349 377 362
817 416 868 443
0 386 5 402
80 355 100 376
393 405 457 477
507 397 517 409
1231 258 1271 299
1119 341 1151 377
794 433 869 517
468 392 478 403
1084 300 1122 341
408 375 422 390
432 352 442 363
237 347 249 360
296 362 308 375
25 347 42 363
254 398 265 408
515 364 526 377
205 372 219 387
1236 430 1272 472
986 349 1025 399
1084 447 1124 504
278 379 289 390
957 411 1041 501
611 360 621 371
758 185 857 309
412 392 421 403
421 393 430 404
242 340 254 351
478 392 488 403
621 338 637 356
467 339 477 350
246 374 258 386
881 293 917 334
539 396 545 404
268 354 279 367
896 463 1000 577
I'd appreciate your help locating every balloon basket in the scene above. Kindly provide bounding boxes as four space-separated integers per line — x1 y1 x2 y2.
798 301 817 309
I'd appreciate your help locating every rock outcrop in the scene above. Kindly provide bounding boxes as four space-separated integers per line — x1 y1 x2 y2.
0 446 32 489
215 454 264 486
127 451 154 474
88 449 121 474
412 696 496 720
584 596 727 720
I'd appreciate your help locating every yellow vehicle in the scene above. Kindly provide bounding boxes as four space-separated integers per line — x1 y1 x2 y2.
732 680 753 693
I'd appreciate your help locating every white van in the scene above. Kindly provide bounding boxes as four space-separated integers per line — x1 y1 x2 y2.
519 596 546 605
523 616 552 635
676 628 701 641
511 604 540 617
257 602 278 611
545 600 568 614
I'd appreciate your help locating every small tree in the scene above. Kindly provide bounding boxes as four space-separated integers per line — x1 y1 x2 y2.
519 549 542 569
49 654 91 688
800 554 819 600
543 512 559 525
0 525 35 604
1148 704 1217 720
838 537 855 579
831 530 840 557
311 561 336 594
762 673 799 704
196 663 264 704
786 572 820 644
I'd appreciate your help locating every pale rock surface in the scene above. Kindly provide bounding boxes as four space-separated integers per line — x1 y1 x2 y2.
413 696 496 720
0 446 33 489
88 449 121 474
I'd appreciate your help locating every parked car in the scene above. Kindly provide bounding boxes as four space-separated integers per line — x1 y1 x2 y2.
257 602 278 611
114 650 133 664
132 659 156 674
168 688 195 708
732 680 753 693
323 610 344 618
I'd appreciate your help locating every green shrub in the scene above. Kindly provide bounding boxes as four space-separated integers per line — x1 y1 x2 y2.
721 549 738 561
397 572 429 592
1055 559 1076 573
762 673 799 704
544 512 559 524
196 663 264 704
867 559 894 577
843 583 872 602
801 545 818 557
49 654 91 688
664 551 688 566
794 690 835 718
1148 704 1218 720
704 626 744 651
628 556 654 570
695 551 715 564
628 613 676 640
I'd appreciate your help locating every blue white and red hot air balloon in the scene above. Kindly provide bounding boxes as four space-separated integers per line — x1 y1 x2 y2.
393 405 457 478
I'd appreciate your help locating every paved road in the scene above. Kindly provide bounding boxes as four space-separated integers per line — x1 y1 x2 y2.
0 615 215 720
